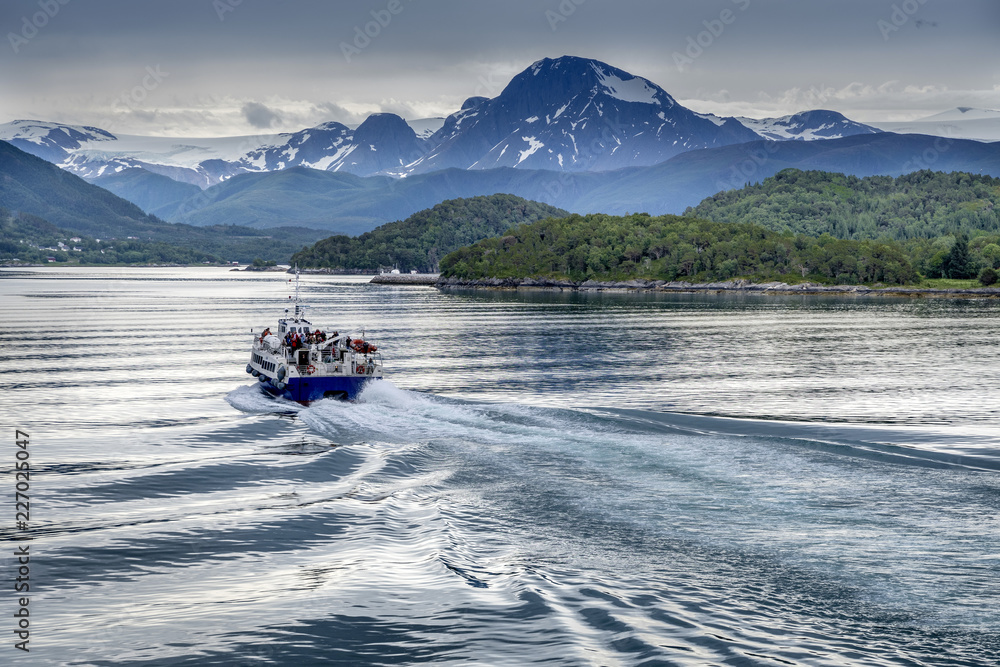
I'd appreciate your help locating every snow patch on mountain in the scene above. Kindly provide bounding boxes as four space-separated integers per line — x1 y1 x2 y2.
593 66 660 105
517 137 544 164
694 113 726 127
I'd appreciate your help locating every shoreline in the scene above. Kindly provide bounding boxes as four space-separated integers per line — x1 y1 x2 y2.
370 273 441 285
432 276 1000 298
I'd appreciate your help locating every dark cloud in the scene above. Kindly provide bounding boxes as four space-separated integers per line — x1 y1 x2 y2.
241 102 282 129
311 101 364 125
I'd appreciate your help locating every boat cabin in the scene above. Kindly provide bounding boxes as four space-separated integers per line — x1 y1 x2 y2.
278 317 313 335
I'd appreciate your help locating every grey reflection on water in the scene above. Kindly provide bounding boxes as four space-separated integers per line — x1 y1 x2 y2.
3 268 1000 666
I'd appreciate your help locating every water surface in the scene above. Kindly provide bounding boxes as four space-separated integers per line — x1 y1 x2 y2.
2 267 998 665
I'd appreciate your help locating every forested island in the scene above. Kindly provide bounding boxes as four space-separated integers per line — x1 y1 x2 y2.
686 169 1000 280
438 170 1000 287
290 195 568 273
439 213 925 285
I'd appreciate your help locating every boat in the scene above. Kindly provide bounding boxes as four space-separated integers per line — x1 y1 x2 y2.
245 270 383 403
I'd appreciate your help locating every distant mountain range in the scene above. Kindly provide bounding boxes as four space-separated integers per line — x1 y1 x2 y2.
2 54 999 237
1 56 887 187
0 140 326 263
0 115 441 189
62 132 998 235
871 107 1000 143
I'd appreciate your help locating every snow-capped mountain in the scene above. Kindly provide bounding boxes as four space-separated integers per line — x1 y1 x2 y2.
236 121 352 172
325 113 428 175
871 107 1000 143
237 115 428 175
0 119 117 163
735 110 882 141
401 56 760 174
0 116 429 187
0 56 925 190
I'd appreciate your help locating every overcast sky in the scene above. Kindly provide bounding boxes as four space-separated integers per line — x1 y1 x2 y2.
2 0 998 137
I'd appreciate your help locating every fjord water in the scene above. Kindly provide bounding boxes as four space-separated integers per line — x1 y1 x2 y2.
2 267 999 666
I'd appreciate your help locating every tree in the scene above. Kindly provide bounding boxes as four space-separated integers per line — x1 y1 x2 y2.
943 234 974 279
980 243 1000 269
979 267 998 286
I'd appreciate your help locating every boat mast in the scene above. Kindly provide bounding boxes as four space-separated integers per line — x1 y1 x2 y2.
293 265 301 320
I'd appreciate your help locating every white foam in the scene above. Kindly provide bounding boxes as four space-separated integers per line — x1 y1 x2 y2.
225 384 303 414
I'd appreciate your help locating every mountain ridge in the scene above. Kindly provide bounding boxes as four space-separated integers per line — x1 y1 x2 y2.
138 132 1000 234
1 55 885 186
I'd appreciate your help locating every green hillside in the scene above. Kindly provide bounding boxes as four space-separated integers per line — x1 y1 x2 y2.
0 141 327 263
684 168 1000 279
0 139 166 238
88 168 202 219
440 213 919 286
0 208 217 265
291 194 569 272
685 169 1000 240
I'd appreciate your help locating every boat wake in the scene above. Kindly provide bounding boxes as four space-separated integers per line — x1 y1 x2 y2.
285 380 1000 472
225 383 304 414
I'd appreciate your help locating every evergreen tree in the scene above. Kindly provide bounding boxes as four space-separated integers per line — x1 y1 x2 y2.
943 234 974 279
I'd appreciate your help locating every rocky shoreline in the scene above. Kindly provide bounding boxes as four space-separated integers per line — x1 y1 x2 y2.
370 273 440 285
432 276 1000 298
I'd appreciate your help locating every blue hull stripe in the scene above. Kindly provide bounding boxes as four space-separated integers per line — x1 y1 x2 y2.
262 375 377 403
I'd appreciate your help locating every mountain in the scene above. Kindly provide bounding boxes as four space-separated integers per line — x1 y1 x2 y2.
153 132 1000 233
570 132 1000 216
158 165 604 233
0 115 430 186
401 56 761 174
0 119 117 163
1 56 890 189
872 107 1000 143
735 110 882 141
0 140 326 262
0 137 171 237
88 168 202 219
146 133 1000 235
292 194 569 272
328 113 428 174
236 121 352 173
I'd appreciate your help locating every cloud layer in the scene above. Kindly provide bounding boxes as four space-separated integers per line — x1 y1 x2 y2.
1 0 997 136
